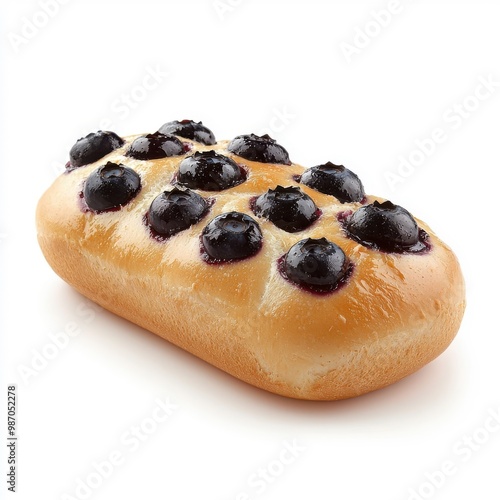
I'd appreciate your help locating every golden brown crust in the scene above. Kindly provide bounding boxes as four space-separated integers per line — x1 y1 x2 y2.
36 135 466 400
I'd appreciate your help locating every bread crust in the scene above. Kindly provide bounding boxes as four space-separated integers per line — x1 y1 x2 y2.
36 135 466 400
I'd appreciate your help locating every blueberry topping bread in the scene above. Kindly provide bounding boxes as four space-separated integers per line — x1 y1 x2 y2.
36 120 466 400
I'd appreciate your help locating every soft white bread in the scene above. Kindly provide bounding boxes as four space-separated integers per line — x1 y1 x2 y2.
36 131 465 400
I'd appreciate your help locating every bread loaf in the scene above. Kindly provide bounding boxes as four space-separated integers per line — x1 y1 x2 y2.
36 121 466 400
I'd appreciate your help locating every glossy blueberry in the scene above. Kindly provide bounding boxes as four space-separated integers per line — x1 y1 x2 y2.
252 186 319 232
282 238 350 292
202 212 262 262
227 134 291 165
300 162 365 203
83 162 141 212
69 131 124 168
344 200 426 252
127 132 184 160
158 120 216 145
147 188 208 238
177 151 246 191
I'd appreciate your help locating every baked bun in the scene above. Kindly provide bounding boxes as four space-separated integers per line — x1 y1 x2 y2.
36 121 466 400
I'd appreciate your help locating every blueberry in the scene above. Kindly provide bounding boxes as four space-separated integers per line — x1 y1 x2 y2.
252 186 319 232
158 120 216 145
201 212 263 262
147 188 208 238
227 134 291 165
344 200 426 252
127 132 184 160
176 150 246 191
69 131 124 168
84 162 141 212
300 162 365 203
282 238 350 292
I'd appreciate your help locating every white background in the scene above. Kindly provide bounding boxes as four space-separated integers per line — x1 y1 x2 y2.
1 1 500 499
